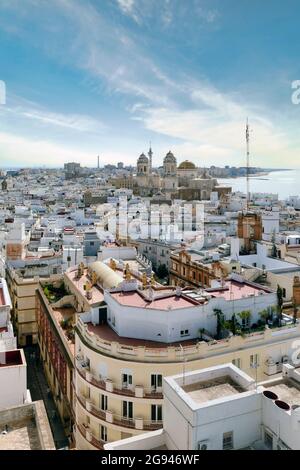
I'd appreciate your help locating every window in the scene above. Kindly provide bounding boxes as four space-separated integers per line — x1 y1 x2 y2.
192 271 196 280
100 394 108 411
151 374 162 390
250 354 259 367
122 401 133 419
122 373 133 388
90 241 94 246
101 425 107 442
282 288 286 298
183 267 186 276
223 431 234 450
151 404 162 422
180 329 189 337
232 358 241 369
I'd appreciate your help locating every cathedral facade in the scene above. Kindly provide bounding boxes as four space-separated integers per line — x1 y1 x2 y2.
112 147 231 201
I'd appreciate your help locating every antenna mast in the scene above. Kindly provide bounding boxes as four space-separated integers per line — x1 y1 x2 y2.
246 119 250 211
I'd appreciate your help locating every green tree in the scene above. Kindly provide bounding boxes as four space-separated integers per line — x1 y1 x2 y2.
271 230 277 258
214 308 225 339
259 309 269 325
238 310 252 330
277 285 283 327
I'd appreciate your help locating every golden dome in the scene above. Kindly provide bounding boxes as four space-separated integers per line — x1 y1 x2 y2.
178 160 196 170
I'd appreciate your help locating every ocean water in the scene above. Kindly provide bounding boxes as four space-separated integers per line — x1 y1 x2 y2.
218 170 299 200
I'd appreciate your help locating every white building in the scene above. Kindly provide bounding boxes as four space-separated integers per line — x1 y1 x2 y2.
0 278 16 352
105 362 300 451
0 349 29 410
104 273 277 343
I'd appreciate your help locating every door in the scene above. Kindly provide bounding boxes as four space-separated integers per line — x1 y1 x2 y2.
122 401 133 419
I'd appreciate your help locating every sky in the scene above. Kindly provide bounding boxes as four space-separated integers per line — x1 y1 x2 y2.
1 0 300 168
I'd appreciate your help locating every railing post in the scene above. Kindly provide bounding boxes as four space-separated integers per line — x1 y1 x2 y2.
135 417 144 430
135 385 144 398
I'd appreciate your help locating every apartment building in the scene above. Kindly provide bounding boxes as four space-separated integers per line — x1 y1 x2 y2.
48 261 300 450
170 248 240 288
106 362 300 451
6 267 62 346
36 281 75 439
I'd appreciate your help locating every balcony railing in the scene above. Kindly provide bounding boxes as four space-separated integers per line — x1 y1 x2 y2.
76 362 163 400
76 393 163 431
76 423 105 450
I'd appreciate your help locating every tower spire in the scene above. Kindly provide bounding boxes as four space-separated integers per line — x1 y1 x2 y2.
148 142 153 174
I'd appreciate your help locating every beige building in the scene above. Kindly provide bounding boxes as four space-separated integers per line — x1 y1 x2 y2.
6 269 39 347
36 281 75 440
6 267 63 347
57 262 300 450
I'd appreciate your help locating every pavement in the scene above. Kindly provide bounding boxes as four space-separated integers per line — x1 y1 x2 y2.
24 346 69 449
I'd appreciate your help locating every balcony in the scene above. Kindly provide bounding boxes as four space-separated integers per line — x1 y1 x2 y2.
76 423 105 450
76 361 163 400
76 393 163 431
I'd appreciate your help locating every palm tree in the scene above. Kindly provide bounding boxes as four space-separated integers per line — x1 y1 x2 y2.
238 310 252 330
259 309 269 326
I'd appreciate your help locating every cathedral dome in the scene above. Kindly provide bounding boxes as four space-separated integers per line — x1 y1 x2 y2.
164 151 176 164
137 153 149 164
178 160 196 170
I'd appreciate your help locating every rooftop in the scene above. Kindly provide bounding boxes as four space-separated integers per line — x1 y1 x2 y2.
207 280 271 301
182 376 244 404
265 379 300 407
110 290 197 310
65 268 104 305
0 401 55 450
0 350 24 368
85 322 198 348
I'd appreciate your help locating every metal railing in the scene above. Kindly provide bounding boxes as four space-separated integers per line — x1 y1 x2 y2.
76 393 163 431
76 363 163 399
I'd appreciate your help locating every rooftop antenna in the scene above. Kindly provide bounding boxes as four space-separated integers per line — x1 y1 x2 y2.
246 119 250 211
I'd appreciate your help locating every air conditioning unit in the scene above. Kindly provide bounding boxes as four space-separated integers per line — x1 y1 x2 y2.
197 440 209 450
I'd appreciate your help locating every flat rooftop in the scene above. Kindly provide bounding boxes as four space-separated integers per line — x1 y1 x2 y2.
207 280 271 301
0 401 55 450
266 379 300 407
0 350 24 368
65 268 104 305
52 306 76 356
86 322 198 348
111 291 197 310
182 376 244 404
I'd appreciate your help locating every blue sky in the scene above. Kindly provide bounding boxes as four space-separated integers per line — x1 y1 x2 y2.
1 0 300 168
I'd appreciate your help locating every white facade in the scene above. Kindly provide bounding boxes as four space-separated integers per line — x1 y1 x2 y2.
105 363 300 451
0 349 28 410
104 277 277 343
0 278 16 352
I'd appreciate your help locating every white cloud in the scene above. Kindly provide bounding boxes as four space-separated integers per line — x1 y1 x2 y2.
2 104 106 133
0 131 135 167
